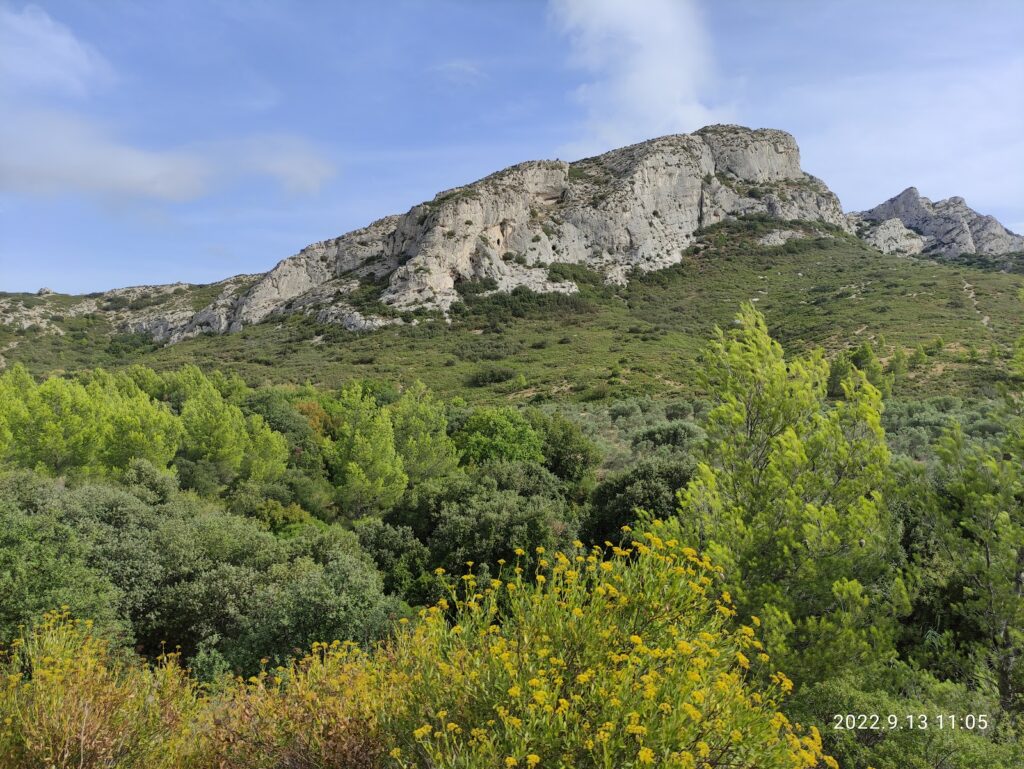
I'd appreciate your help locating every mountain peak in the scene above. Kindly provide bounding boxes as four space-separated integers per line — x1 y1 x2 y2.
13 124 855 344
860 188 1023 257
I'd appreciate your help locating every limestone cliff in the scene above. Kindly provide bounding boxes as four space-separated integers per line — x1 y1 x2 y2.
118 125 849 341
858 187 1023 257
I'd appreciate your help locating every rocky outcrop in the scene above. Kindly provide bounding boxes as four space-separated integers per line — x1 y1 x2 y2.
849 215 924 255
757 229 809 247
5 125 858 342
207 124 850 332
859 188 1023 257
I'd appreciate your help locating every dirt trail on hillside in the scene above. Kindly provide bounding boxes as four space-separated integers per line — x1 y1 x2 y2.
962 281 990 327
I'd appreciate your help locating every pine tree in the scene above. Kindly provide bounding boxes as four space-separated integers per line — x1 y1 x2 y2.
677 304 902 684
387 381 460 485
322 384 408 516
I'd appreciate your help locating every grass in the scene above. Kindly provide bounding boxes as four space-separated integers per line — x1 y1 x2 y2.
2 219 1022 404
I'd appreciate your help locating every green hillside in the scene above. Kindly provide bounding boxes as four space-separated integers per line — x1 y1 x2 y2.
3 218 1021 402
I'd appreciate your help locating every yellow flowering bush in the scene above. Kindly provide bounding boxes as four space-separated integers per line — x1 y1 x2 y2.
0 610 201 769
382 523 830 768
203 640 395 769
0 526 833 769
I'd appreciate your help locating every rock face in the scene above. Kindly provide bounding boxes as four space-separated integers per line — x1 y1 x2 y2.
859 187 1023 257
4 125 855 343
848 215 924 255
134 125 850 341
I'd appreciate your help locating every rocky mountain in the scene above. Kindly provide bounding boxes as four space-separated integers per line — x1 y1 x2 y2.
58 125 851 342
856 187 1024 257
5 125 1021 345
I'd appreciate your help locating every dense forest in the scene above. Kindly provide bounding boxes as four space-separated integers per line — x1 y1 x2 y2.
1 303 1022 768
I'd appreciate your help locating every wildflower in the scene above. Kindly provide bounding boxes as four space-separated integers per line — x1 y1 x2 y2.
413 724 432 740
638 746 654 764
515 548 526 556
505 758 518 768
527 754 541 767
390 747 403 759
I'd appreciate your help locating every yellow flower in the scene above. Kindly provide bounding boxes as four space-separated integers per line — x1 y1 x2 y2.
505 758 518 768
515 548 526 556
736 651 750 669
638 747 654 765
389 747 403 759
535 546 545 554
526 755 541 767
413 724 431 740
508 685 521 697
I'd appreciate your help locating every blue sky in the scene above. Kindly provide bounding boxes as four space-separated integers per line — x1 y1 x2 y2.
1 0 1021 293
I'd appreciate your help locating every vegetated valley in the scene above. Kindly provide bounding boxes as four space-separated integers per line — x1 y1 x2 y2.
2 129 1024 769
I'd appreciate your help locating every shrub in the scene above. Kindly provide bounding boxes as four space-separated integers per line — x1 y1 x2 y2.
0 611 201 769
0 526 838 769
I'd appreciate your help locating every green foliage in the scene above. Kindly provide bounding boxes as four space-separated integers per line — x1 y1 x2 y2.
0 365 182 477
527 410 601 486
933 422 1024 712
320 383 409 516
796 667 1021 769
583 458 694 545
0 495 123 644
0 470 400 675
455 406 544 465
388 381 461 485
677 304 901 684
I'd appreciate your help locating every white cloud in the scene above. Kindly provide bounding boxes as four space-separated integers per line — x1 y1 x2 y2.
0 109 209 200
0 4 335 202
0 4 112 97
432 59 486 86
221 136 337 196
549 0 730 157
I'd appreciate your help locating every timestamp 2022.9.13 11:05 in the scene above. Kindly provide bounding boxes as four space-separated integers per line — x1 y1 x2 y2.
832 713 990 732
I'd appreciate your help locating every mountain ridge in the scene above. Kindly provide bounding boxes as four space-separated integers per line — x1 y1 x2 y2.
3 125 1021 345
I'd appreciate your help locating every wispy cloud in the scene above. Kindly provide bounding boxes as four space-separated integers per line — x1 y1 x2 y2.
0 4 335 202
0 109 209 200
549 0 730 157
0 4 112 97
223 135 336 196
432 59 486 86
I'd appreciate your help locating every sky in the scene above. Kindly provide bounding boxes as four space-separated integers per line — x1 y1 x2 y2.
1 0 1022 293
